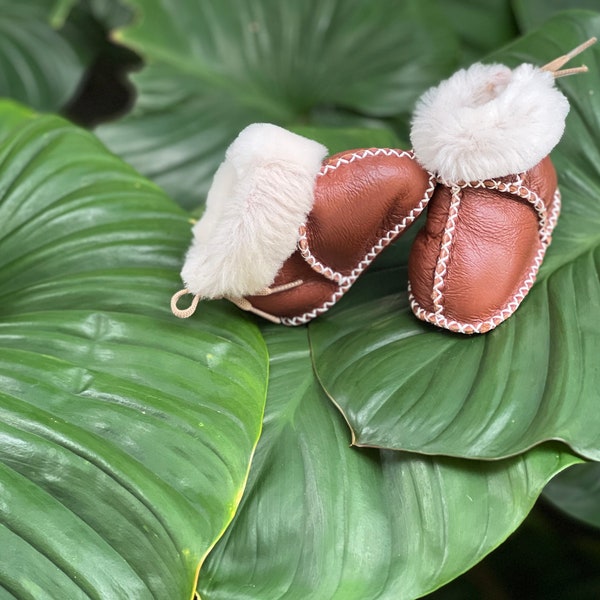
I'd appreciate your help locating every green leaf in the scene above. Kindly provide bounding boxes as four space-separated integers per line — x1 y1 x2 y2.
0 0 87 111
512 0 600 31
97 0 458 208
289 125 401 156
430 504 600 599
51 0 133 30
0 100 267 598
199 326 581 600
98 63 268 211
49 0 78 27
310 12 600 460
436 0 518 63
543 463 600 530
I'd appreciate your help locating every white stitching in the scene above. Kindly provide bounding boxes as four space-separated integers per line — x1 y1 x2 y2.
432 185 462 315
318 148 415 177
297 224 345 283
281 277 354 326
547 187 561 237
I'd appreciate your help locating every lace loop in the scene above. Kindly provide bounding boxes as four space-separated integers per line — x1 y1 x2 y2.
171 289 200 318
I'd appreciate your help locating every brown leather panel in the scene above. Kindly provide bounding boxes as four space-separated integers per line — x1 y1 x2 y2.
409 156 557 327
408 185 452 315
246 252 339 319
441 187 540 322
522 156 557 201
307 150 432 275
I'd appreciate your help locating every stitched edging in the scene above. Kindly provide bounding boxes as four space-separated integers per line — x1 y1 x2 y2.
547 186 561 235
435 175 552 241
432 185 462 314
298 148 419 284
281 150 437 326
409 187 561 334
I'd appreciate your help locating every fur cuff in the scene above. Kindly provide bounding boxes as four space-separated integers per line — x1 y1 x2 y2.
410 63 570 182
181 123 328 298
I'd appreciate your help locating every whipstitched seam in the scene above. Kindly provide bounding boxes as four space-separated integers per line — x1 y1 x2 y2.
282 150 436 326
431 185 462 315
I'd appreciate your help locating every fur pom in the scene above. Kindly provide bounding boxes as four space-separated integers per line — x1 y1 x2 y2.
181 123 328 298
410 63 570 182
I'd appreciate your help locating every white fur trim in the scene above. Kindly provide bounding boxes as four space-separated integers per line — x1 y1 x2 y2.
181 123 328 298
410 63 570 182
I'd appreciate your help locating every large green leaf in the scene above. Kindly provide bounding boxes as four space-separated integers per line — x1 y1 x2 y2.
427 501 600 599
198 326 580 600
543 463 600 530
309 12 600 460
97 0 458 208
0 100 267 598
437 0 518 63
512 0 600 31
50 0 133 30
0 0 88 111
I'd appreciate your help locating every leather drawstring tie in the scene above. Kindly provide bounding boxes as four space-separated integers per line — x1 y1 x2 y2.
170 279 303 322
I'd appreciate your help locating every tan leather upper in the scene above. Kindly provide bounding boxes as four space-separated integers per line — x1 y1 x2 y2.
408 156 558 333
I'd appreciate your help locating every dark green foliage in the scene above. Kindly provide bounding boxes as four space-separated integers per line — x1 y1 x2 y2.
0 1 599 598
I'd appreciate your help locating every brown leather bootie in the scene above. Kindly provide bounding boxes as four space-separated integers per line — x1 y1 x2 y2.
247 147 435 325
408 158 560 333
407 39 595 334
171 124 435 324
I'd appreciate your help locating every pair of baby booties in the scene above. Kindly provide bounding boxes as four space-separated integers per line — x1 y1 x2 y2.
171 40 594 334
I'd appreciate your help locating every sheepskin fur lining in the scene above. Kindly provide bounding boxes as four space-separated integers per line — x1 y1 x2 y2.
410 63 570 182
181 123 328 298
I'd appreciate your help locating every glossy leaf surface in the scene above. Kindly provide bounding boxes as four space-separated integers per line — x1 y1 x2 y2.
513 1 600 31
0 0 86 111
199 327 580 600
0 101 267 598
543 463 600 530
436 0 517 62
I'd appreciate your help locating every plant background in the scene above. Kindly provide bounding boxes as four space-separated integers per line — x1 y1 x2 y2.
1 0 600 599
